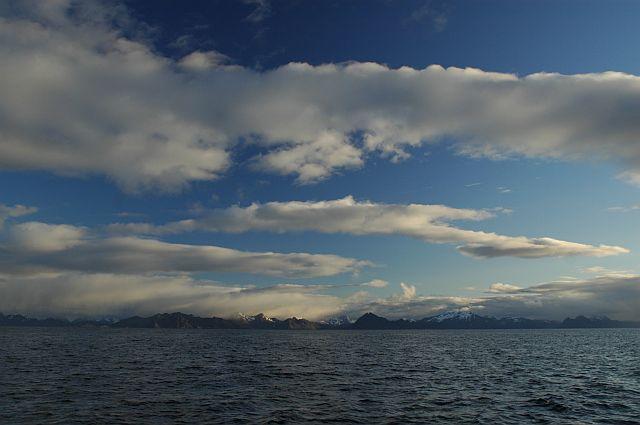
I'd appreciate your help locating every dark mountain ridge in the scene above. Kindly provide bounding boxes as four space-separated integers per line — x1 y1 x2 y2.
2 311 639 330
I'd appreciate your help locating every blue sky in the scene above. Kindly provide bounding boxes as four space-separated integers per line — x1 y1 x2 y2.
1 0 640 319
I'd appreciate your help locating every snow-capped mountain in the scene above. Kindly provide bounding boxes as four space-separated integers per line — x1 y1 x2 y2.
426 310 479 323
322 315 353 326
234 313 275 323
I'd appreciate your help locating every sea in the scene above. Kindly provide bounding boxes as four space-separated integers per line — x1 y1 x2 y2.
1 327 639 424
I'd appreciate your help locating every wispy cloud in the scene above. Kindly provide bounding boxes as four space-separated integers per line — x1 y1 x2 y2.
0 221 369 278
0 204 37 229
0 274 348 320
407 0 450 32
362 279 389 288
606 205 640 213
487 283 522 293
243 0 272 23
2 271 639 321
108 197 628 259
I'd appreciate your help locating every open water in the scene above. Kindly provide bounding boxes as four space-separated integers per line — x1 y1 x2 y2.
1 327 639 424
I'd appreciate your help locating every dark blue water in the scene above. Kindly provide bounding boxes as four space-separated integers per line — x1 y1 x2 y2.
1 328 639 424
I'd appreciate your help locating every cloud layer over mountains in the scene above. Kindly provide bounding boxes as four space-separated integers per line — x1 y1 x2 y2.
1 271 639 322
3 1 640 189
0 220 367 278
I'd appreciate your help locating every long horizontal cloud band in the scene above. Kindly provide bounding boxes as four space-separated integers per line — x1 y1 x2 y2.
0 221 369 278
109 197 628 259
351 275 640 322
3 2 640 189
1 273 638 321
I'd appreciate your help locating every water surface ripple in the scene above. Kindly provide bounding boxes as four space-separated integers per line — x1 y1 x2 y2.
1 328 639 424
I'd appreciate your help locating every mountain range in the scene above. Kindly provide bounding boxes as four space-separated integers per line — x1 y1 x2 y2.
1 311 639 330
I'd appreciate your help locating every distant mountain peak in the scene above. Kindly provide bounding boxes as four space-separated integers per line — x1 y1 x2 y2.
322 315 353 326
1 311 638 330
233 312 276 323
252 313 274 322
352 312 394 329
427 310 478 323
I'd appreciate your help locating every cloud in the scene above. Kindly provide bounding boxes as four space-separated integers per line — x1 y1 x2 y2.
0 273 347 320
254 131 364 184
487 283 522 293
8 221 86 252
456 237 627 259
584 266 609 274
0 2 230 191
243 0 271 24
2 271 639 321
0 222 369 278
346 276 640 321
399 282 417 299
109 196 628 259
606 205 640 213
0 203 37 228
4 2 640 189
178 50 231 71
616 171 640 188
362 279 388 288
581 266 634 278
407 0 449 32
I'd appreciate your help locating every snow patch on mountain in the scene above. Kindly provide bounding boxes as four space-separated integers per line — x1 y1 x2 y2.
428 310 477 322
234 313 274 322
322 315 353 326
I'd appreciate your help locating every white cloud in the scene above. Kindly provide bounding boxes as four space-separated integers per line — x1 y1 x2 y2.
0 2 230 192
0 203 37 228
606 205 640 213
178 51 231 71
581 266 634 278
617 171 640 188
2 270 639 321
345 275 640 321
584 266 608 274
456 237 627 259
0 222 369 278
362 279 388 288
487 282 522 293
109 196 629 259
3 2 640 189
254 131 363 183
8 222 85 252
0 273 347 320
243 0 271 24
399 282 417 300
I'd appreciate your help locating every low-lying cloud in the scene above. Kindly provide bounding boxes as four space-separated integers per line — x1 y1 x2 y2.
0 221 369 278
109 197 628 259
2 272 639 321
0 274 348 320
347 275 640 321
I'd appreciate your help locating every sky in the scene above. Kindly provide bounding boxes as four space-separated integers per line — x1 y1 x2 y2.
1 0 640 320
